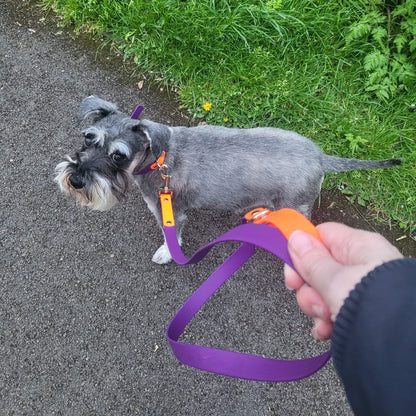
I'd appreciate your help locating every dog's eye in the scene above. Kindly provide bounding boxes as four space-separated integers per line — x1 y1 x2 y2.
111 152 126 163
84 133 95 146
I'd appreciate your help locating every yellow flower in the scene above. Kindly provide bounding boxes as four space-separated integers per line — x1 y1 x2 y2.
224 118 229 123
203 102 212 111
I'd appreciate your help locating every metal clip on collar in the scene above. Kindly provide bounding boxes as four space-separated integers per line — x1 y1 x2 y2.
159 164 172 195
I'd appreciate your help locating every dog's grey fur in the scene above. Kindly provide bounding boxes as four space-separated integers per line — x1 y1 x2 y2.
55 96 402 263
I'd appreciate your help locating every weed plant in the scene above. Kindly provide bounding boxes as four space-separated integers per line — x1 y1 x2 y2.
42 0 415 231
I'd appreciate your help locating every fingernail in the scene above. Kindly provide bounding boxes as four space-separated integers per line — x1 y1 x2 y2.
283 264 295 290
311 323 320 340
289 231 313 257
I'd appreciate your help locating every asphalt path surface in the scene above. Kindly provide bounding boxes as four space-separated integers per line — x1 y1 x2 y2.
2 1 413 415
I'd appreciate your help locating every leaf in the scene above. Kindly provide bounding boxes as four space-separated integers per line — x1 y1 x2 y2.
395 53 409 64
358 196 367 207
409 37 416 53
394 34 408 54
372 26 387 49
365 83 391 100
401 16 416 34
367 66 387 85
344 133 368 155
346 22 371 43
341 188 354 196
400 62 416 83
364 51 388 71
393 1 416 19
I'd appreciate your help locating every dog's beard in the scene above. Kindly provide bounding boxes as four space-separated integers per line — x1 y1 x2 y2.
54 157 130 211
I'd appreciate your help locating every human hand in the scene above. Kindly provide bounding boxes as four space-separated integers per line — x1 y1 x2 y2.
284 223 403 340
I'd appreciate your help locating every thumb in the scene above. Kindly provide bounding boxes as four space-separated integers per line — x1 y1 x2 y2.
288 230 341 295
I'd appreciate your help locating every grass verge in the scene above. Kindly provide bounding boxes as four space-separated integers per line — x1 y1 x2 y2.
41 0 415 232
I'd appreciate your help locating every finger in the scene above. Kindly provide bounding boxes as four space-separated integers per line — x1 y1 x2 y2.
296 284 331 321
287 230 343 294
283 263 304 291
312 318 333 341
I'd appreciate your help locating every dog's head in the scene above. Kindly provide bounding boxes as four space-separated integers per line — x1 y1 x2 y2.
55 96 171 210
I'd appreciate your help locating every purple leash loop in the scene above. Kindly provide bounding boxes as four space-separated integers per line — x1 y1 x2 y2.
163 201 331 381
130 105 144 120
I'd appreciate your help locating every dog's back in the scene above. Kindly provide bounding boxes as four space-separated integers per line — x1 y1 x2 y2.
163 125 325 211
154 123 401 216
169 124 400 173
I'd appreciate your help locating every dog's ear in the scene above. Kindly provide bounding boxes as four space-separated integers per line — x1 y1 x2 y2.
132 120 171 158
79 96 118 123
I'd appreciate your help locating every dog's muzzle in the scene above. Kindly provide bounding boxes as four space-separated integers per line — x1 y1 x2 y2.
55 153 132 212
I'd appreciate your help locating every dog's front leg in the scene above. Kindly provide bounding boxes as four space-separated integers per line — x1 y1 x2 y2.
143 195 187 264
152 212 187 264
152 238 175 264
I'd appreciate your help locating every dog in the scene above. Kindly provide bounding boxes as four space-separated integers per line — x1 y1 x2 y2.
55 96 401 264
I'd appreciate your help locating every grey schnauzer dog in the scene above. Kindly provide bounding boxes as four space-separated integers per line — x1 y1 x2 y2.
55 96 401 264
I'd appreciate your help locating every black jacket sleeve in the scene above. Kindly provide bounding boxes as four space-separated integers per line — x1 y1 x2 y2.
330 258 416 415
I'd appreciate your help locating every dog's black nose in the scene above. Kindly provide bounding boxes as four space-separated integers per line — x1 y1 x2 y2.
69 173 84 189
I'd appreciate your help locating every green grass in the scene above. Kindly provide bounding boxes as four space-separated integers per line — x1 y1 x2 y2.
41 0 415 231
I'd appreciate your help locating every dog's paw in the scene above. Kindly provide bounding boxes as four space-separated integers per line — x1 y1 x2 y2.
152 244 172 264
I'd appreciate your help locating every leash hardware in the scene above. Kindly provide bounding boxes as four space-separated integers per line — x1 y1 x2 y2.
244 207 270 223
158 163 174 226
156 151 167 169
158 164 172 194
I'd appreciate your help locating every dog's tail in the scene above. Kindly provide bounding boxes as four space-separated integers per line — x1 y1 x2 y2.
322 155 402 173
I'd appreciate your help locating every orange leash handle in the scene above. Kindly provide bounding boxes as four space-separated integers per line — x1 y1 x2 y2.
244 207 322 243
